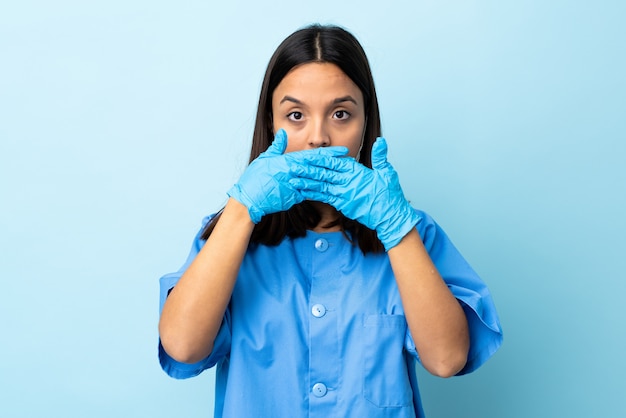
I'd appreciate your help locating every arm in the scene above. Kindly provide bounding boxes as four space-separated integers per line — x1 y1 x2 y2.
159 198 253 363
291 137 470 376
388 229 469 377
159 130 349 363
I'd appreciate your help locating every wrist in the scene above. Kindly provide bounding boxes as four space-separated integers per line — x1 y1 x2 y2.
378 208 422 251
224 197 257 226
227 184 263 223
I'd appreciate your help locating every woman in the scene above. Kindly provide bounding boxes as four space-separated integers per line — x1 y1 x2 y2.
158 24 502 417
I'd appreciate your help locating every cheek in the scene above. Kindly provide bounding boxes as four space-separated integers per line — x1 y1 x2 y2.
281 128 307 153
340 127 365 157
274 121 365 154
271 121 301 153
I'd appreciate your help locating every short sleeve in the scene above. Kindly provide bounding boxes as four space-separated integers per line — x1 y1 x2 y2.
157 215 232 379
414 210 503 375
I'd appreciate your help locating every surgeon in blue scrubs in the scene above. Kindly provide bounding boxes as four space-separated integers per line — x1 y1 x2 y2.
158 24 502 418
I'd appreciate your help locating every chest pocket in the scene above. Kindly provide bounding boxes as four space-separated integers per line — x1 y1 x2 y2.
362 314 413 408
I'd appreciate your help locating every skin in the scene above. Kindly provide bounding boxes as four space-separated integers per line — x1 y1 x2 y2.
159 62 470 378
272 63 365 157
272 63 366 229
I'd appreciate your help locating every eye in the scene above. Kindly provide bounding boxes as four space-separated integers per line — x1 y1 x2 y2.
333 110 351 120
287 111 303 121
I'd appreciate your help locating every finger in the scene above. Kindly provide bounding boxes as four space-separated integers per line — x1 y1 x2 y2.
290 179 350 209
315 146 349 157
289 177 337 193
264 129 288 156
371 137 389 170
298 188 336 205
290 146 349 160
294 153 357 173
291 164 354 185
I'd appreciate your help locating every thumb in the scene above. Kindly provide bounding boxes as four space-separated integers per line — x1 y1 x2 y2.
264 129 288 156
371 137 388 170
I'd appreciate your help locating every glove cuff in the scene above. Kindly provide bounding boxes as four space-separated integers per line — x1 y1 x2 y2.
378 208 422 251
227 184 263 224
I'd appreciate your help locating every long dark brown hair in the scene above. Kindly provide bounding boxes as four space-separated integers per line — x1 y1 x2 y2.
202 24 384 253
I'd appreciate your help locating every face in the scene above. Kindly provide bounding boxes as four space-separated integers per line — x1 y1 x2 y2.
271 62 366 158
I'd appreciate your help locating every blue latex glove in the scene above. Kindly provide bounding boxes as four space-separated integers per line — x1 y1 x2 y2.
289 137 421 250
228 129 349 223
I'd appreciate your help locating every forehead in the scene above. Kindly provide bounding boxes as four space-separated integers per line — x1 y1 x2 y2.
273 62 363 102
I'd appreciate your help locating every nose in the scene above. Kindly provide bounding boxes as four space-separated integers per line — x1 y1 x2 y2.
307 121 330 148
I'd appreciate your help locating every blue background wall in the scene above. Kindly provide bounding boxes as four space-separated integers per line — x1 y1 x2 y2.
1 1 624 417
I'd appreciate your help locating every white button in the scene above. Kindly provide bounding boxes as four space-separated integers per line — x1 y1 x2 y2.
311 304 326 318
312 383 327 397
314 238 329 252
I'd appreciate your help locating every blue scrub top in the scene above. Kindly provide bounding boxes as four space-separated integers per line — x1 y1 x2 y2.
159 209 502 417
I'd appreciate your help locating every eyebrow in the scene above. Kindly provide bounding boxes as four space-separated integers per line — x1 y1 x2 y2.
279 95 358 105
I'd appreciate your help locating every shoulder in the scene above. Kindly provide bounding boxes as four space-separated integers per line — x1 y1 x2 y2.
413 208 435 225
412 208 439 236
410 208 460 255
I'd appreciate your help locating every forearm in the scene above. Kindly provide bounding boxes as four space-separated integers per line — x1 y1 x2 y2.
159 198 254 363
388 229 469 377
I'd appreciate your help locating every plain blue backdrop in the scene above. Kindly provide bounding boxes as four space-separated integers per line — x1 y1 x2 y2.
1 1 624 417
